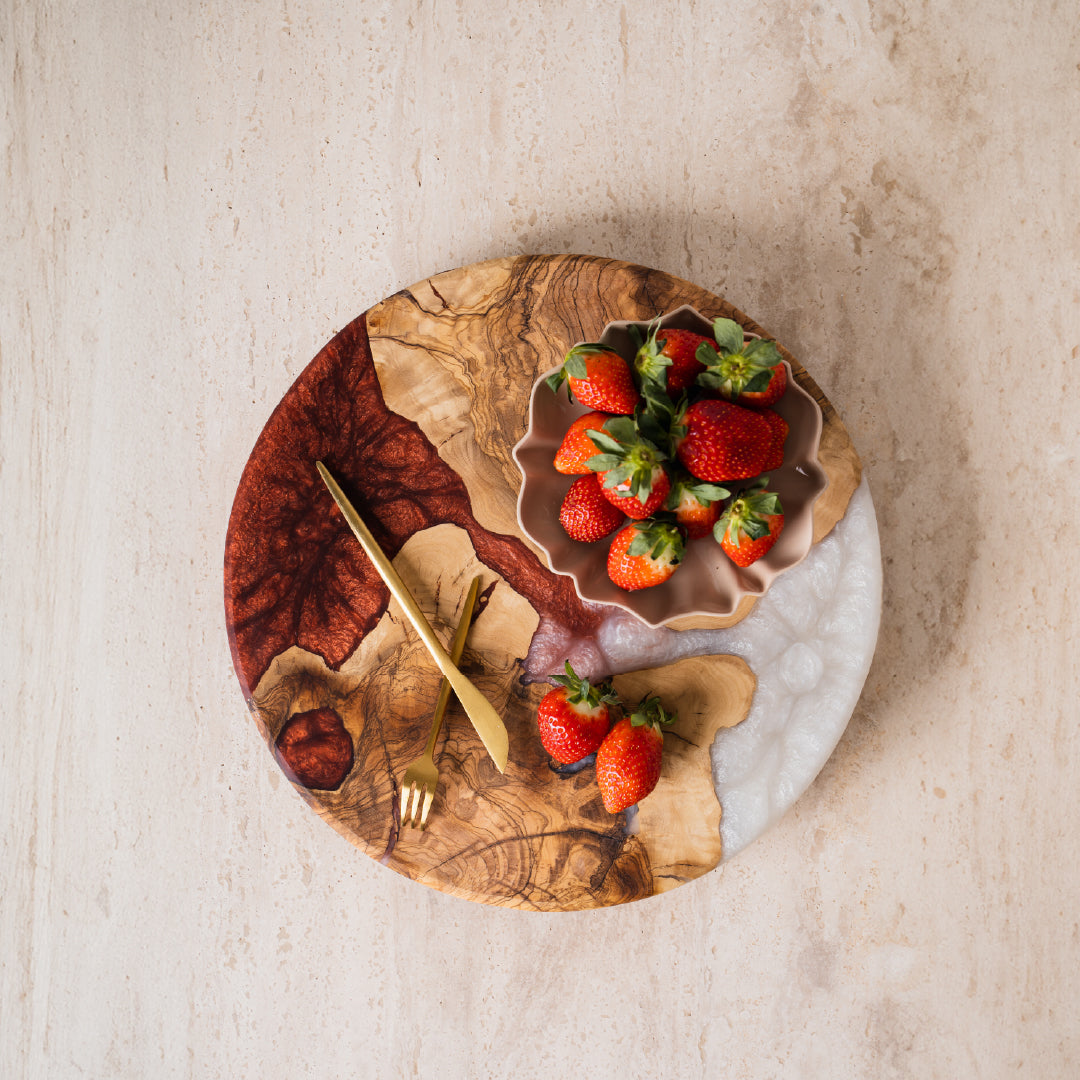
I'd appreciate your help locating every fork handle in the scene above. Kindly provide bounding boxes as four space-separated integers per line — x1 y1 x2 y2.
423 575 482 758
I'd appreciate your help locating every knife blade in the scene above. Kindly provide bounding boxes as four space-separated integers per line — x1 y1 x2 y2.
315 461 509 772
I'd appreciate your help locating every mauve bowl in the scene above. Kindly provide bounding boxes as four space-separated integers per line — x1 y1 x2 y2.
512 306 829 627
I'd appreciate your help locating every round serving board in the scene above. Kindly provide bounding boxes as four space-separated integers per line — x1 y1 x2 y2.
224 254 863 910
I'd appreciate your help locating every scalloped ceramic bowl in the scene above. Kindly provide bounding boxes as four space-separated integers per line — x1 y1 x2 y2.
512 306 829 627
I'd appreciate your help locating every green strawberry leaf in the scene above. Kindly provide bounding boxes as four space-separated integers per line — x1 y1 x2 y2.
625 519 683 560
598 460 644 497
690 481 731 503
563 353 588 380
636 408 672 452
742 338 781 365
602 415 639 443
716 484 783 544
634 319 674 391
741 369 773 394
585 428 625 455
628 693 677 730
735 517 770 541
712 318 745 354
694 370 727 393
695 341 721 367
586 452 622 473
626 529 657 557
549 660 620 707
666 477 729 510
747 490 783 517
545 369 567 394
627 468 649 499
639 390 679 456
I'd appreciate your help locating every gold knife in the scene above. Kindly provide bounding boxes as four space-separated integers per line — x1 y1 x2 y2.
315 461 509 772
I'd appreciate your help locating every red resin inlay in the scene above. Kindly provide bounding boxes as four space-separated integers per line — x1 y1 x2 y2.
224 313 600 696
274 707 354 790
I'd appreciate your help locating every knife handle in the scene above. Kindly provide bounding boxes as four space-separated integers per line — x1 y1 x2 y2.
315 462 508 771
316 463 453 662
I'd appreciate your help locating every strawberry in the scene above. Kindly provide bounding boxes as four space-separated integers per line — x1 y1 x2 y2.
586 415 672 520
633 320 709 396
666 472 730 539
559 474 626 542
758 408 789 471
607 519 685 591
546 344 639 414
553 411 611 474
674 398 773 482
600 468 671 520
696 317 787 408
714 480 785 566
595 695 676 812
537 661 619 765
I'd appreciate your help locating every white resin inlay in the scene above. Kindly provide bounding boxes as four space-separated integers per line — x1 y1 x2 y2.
709 479 882 859
779 642 824 694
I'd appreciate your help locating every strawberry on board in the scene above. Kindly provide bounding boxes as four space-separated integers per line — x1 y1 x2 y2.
586 415 671 520
714 480 785 567
553 411 612 474
545 343 639 414
595 694 677 813
757 408 789 472
696 317 787 408
559 473 626 543
607 518 685 591
632 320 709 396
674 397 774 482
666 472 730 539
537 660 619 765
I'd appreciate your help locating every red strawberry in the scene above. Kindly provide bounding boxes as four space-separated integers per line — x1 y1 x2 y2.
633 321 709 396
595 695 676 812
696 317 787 408
600 467 671 520
674 398 773 482
714 480 785 566
537 661 619 765
758 408 789 471
587 415 672 520
559 474 626 542
607 519 685 591
666 473 730 539
546 344 639 414
554 411 611 474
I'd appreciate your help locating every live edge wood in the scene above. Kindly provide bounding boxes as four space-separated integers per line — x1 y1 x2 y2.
225 254 862 910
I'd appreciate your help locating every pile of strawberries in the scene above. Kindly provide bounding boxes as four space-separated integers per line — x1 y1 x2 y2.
546 317 790 591
537 661 675 813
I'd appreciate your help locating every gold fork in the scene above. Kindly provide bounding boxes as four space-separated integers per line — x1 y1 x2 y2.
400 574 482 830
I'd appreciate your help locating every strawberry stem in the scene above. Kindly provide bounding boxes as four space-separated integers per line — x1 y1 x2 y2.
627 694 677 730
549 660 619 708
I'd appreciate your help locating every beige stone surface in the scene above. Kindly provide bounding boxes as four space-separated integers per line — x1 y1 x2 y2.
3 2 1078 1077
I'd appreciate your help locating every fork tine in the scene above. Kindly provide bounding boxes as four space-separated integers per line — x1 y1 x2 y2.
419 786 436 830
397 575 482 831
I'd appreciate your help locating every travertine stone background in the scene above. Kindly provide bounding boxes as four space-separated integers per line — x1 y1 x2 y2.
3 2 1077 1077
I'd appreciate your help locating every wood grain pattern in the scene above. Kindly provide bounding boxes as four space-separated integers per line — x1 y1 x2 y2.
224 254 863 909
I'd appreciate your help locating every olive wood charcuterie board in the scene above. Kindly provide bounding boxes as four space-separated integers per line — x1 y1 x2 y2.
223 254 862 910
